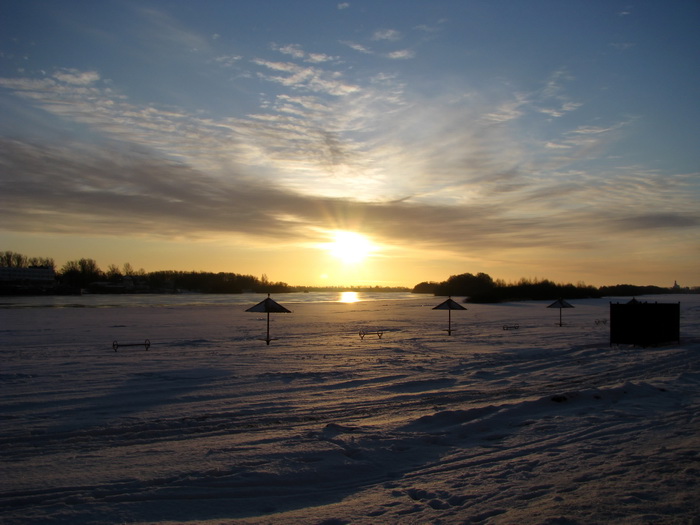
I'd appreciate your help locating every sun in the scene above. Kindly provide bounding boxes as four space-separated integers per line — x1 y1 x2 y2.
326 231 374 264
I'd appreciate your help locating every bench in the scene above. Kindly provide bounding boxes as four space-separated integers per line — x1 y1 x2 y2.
359 329 384 340
113 339 150 352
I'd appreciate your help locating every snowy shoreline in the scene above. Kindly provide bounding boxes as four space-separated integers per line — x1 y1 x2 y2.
2 295 699 524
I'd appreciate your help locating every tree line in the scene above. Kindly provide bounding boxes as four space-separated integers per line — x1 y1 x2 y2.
0 251 55 270
2 251 695 298
1 251 411 294
412 273 697 302
0 251 288 293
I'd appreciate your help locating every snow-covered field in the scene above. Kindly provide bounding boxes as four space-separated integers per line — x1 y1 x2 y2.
1 294 699 524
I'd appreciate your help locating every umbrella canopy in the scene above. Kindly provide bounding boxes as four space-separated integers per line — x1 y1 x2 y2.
246 296 292 313
246 294 291 344
547 299 574 309
547 298 574 326
432 297 467 335
433 298 468 311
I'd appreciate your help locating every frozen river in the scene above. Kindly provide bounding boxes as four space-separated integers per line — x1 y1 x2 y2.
1 294 699 524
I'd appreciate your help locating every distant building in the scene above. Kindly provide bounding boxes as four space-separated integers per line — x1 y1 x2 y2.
0 266 58 295
0 267 56 283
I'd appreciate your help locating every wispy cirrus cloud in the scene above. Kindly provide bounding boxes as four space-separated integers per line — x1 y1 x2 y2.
212 54 243 67
135 6 213 54
534 69 583 118
386 49 415 60
341 41 373 54
1 59 697 270
276 44 305 59
482 94 529 123
252 59 359 96
372 29 402 41
273 43 337 63
0 64 650 211
342 27 412 59
52 69 101 85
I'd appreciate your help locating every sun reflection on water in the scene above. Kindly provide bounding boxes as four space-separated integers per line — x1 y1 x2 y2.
339 291 360 303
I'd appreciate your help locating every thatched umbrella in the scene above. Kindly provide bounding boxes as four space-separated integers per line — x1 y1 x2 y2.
246 294 291 344
547 298 574 326
433 297 467 335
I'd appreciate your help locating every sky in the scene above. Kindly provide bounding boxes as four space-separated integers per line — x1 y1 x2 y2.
1 0 699 288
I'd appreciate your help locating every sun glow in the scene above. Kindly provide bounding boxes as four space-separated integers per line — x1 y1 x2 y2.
325 231 375 264
339 291 360 303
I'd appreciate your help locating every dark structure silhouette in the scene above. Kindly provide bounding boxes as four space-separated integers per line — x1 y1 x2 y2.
547 298 574 327
246 294 292 345
432 297 467 335
610 300 680 346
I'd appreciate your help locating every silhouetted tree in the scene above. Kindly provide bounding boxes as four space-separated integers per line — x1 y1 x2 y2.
1 251 28 268
60 258 103 288
106 264 123 282
144 270 266 293
598 284 668 297
412 281 438 294
28 257 55 270
434 272 496 297
1 251 55 270
419 273 604 302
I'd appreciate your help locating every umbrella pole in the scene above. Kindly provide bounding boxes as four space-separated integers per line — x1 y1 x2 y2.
559 308 562 327
448 308 452 335
266 311 271 345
